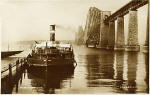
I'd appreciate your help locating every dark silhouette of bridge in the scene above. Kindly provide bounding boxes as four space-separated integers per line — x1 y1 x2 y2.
105 0 148 22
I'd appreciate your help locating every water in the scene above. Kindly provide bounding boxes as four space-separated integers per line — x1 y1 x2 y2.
1 42 149 94
1 41 33 70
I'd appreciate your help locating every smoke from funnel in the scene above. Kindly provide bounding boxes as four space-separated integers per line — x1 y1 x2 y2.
55 24 77 33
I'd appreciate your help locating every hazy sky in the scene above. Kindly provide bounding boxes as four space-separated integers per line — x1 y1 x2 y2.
0 0 148 45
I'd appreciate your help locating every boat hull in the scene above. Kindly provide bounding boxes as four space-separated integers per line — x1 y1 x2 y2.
26 65 74 90
27 58 76 69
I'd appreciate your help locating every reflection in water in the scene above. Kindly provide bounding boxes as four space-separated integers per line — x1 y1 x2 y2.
113 52 149 93
25 67 73 94
8 45 149 94
136 52 149 93
145 53 149 93
123 53 128 81
100 52 115 79
136 53 146 92
86 55 101 87
115 52 124 80
86 51 115 87
127 52 138 93
113 51 124 92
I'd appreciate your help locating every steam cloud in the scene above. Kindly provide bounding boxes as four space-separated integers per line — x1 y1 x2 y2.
55 24 77 33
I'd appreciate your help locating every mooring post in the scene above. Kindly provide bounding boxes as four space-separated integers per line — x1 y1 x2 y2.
9 63 13 87
21 58 24 70
16 59 19 74
24 58 27 68
20 73 23 85
16 81 19 93
21 59 23 68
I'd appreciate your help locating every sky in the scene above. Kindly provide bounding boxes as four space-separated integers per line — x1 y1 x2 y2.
0 0 148 45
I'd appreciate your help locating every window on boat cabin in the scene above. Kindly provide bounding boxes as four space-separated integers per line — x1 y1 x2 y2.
63 47 71 51
50 47 56 49
44 48 52 54
65 48 70 51
57 47 63 51
38 48 44 54
65 54 72 58
48 49 51 53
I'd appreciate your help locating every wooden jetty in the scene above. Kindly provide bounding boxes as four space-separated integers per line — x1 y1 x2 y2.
1 58 27 94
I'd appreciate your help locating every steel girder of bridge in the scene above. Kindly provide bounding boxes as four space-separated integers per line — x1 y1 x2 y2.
104 0 148 22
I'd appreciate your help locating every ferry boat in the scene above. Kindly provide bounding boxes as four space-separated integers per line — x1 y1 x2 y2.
27 25 77 69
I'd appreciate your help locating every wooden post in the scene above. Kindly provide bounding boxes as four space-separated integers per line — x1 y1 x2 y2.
21 59 22 68
24 58 26 68
45 57 48 90
9 63 13 87
16 60 19 74
20 73 23 85
16 81 19 93
20 59 22 70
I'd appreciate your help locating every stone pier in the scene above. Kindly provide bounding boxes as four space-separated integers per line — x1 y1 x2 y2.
141 4 149 52
115 16 125 50
107 21 115 49
98 11 111 49
99 22 109 48
145 11 149 47
126 10 140 51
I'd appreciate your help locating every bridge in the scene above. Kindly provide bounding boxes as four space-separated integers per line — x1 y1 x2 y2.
105 0 148 22
84 0 149 51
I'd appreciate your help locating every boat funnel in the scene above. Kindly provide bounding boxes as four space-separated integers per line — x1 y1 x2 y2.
50 25 55 41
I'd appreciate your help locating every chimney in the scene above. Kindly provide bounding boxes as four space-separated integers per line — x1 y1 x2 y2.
50 25 55 41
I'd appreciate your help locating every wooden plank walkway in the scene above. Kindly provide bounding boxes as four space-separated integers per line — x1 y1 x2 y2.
1 57 28 94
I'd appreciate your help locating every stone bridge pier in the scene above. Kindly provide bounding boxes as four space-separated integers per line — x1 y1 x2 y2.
126 10 140 51
84 0 148 51
104 0 149 52
141 3 149 52
107 21 115 49
107 8 148 52
98 11 111 49
115 16 125 50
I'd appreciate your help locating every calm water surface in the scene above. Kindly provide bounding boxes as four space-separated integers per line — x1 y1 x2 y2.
1 44 149 94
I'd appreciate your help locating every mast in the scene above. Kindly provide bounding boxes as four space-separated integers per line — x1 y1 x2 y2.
8 43 9 51
50 25 55 41
8 39 9 51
